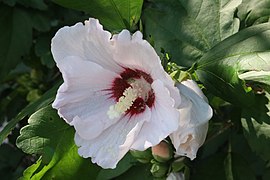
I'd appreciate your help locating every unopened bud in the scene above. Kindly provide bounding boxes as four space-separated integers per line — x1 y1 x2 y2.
130 149 153 163
152 141 173 163
150 160 169 178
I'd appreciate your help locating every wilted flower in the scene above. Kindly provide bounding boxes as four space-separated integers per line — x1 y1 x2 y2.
170 80 212 160
51 18 180 168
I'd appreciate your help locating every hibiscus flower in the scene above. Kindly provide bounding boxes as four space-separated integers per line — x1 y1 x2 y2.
170 80 213 160
51 18 181 168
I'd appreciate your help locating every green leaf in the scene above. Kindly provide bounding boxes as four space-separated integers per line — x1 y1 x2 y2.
1 0 16 6
237 0 270 26
30 12 51 32
21 157 42 179
2 0 48 10
200 126 230 159
237 54 270 92
191 152 256 180
191 153 227 180
52 0 143 31
263 168 270 180
0 82 61 144
171 158 185 172
16 106 101 179
35 36 55 69
17 0 48 10
239 71 270 86
16 106 69 155
0 5 33 82
142 0 240 67
230 133 266 177
195 23 270 107
241 93 270 162
0 144 24 180
224 152 256 180
116 164 153 180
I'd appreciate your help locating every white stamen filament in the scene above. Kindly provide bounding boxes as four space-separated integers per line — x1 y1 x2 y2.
107 87 138 119
107 78 152 119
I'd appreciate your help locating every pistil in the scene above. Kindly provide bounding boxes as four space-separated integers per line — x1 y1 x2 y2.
107 68 155 119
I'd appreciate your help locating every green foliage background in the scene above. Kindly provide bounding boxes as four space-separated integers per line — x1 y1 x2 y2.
0 0 270 179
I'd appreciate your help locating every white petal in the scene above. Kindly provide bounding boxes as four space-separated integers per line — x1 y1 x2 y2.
112 30 161 72
167 172 185 180
112 29 181 107
180 80 208 102
51 18 122 72
75 108 151 169
131 80 179 150
176 80 212 126
171 123 208 160
114 30 181 107
52 56 120 138
170 80 212 160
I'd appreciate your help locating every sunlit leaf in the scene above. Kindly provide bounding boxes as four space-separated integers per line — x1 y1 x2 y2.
143 0 241 67
16 106 101 179
196 23 270 107
52 0 143 31
239 71 270 87
238 0 270 26
238 55 270 92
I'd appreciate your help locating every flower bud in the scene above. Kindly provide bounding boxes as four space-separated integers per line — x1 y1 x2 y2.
152 141 173 163
150 160 169 178
130 149 153 163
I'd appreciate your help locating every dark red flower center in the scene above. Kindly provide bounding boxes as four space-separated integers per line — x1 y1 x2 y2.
108 68 155 117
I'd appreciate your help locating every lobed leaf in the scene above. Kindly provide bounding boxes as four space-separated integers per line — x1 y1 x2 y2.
241 92 270 162
16 105 138 179
16 106 101 179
